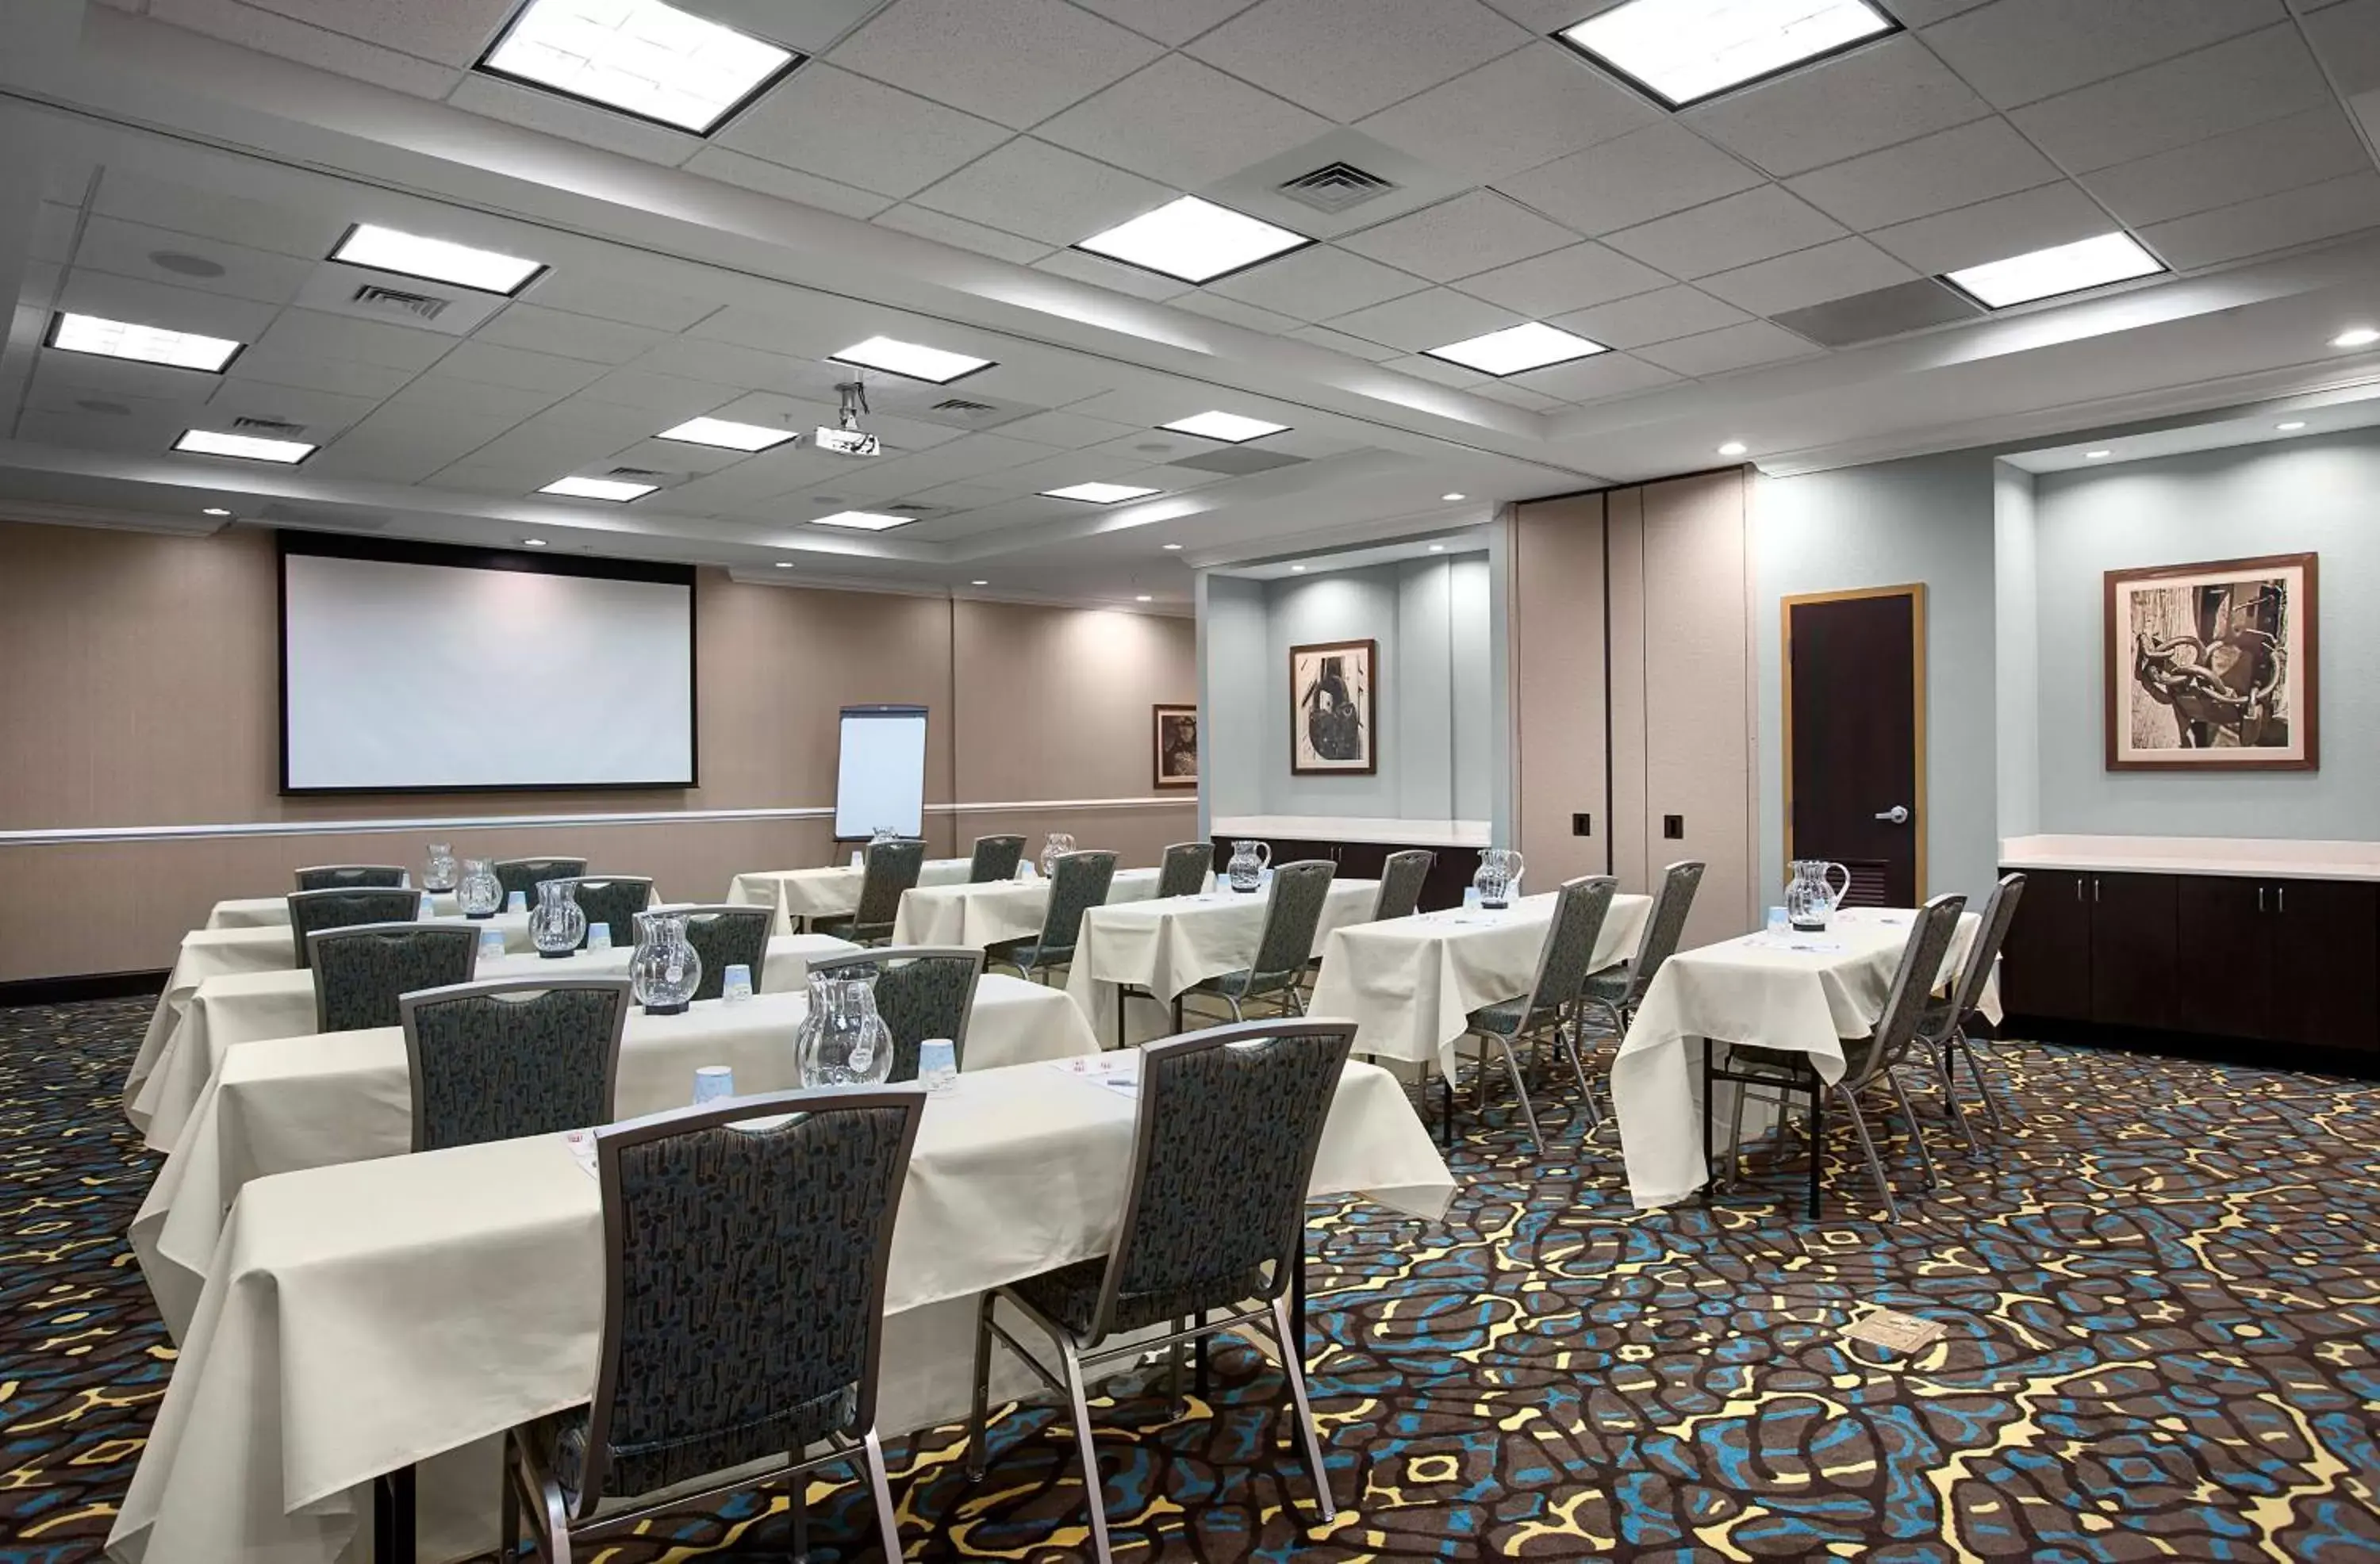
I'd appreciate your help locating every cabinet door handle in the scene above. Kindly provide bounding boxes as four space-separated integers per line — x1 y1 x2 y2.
2259 885 2267 913
2074 878 2082 902
2094 876 2101 902
2278 884 2286 914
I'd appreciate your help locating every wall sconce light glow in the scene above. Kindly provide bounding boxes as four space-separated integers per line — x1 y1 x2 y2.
774 561 793 568
201 507 232 517
2333 327 2380 349
477 0 798 135
52 312 241 372
1162 410 1289 443
658 415 800 451
520 538 549 547
1556 0 1897 109
971 579 988 586
1428 544 1446 552
539 475 655 501
1718 440 1749 457
1441 492 1467 501
829 335 992 384
1134 594 1154 602
1161 542 1183 550
808 511 913 531
1075 196 1311 284
2084 450 2113 460
1289 564 1306 573
2277 421 2308 431
1943 232 2163 309
330 224 544 294
1426 321 1606 376
175 428 314 463
1042 481 1160 504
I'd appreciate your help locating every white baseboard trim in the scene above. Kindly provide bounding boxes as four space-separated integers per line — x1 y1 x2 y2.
0 796 1195 848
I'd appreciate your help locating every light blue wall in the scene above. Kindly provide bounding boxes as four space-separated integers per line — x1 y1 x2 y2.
2033 427 2380 839
1994 462 2040 838
1197 572 1269 834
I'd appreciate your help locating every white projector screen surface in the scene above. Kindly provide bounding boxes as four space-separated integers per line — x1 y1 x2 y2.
282 551 695 790
835 707 927 840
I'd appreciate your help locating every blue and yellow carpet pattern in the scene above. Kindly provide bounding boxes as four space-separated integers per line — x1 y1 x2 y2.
4 996 2378 1560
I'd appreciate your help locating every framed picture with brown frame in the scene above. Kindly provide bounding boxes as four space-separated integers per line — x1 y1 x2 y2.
2106 552 2317 771
1289 638 1376 776
1152 703 1199 789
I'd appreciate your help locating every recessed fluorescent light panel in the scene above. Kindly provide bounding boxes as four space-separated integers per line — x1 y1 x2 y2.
1163 411 1289 443
50 312 240 372
658 416 799 451
329 224 544 294
1042 482 1161 504
1944 232 2164 309
539 475 656 501
477 0 799 135
1426 322 1606 377
1075 196 1311 285
175 428 313 463
808 511 913 531
1557 0 1898 108
829 335 993 385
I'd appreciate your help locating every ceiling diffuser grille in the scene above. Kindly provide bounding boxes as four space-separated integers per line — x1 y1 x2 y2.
931 397 999 415
606 466 669 481
232 416 306 435
1276 161 1397 214
349 283 451 322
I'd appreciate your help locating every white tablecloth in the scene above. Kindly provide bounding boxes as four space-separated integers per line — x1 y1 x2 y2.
206 891 458 929
131 976 1100 1340
1611 908 1994 1209
889 866 1176 947
727 858 980 935
109 1056 1453 1564
1065 880 1380 1044
126 933 858 1152
1305 892 1653 1076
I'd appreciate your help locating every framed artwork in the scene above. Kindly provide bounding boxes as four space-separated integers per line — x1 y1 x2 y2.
2106 553 2317 771
1289 638 1376 775
1152 703 1199 789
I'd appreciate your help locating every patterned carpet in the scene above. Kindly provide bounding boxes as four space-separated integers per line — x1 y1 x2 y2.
6 996 2380 1562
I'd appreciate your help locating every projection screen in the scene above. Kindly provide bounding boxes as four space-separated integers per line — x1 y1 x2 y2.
279 536 697 792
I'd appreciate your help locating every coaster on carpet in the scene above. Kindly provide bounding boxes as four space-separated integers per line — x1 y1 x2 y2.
1842 1307 1945 1354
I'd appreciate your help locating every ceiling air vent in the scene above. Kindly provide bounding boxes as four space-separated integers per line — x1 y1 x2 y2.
232 416 307 436
605 466 672 484
930 397 999 416
350 283 451 323
1276 160 1397 215
885 503 935 514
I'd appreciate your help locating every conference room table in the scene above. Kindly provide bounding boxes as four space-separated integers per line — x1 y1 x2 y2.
131 975 1101 1340
727 856 981 933
1304 891 1653 1078
1610 907 1999 1209
125 932 858 1152
889 866 1177 947
109 1055 1455 1564
1065 879 1380 1045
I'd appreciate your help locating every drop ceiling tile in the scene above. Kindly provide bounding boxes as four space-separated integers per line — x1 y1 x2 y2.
29 202 78 266
1338 193 1577 282
701 391 839 429
1328 287 1521 352
993 410 1143 448
576 370 744 419
1785 117 2065 232
828 0 1164 128
607 436 748 477
1470 379 1563 411
1088 429 1210 464
1068 0 1261 44
70 216 315 307
242 0 512 65
205 378 379 434
1457 240 1669 316
1682 35 1991 178
669 0 881 56
217 347 418 401
1494 123 1766 236
444 74 701 167
91 169 347 260
1875 0 1993 23
1187 0 1531 124
1382 353 1492 389
715 63 1012 199
1868 180 2112 274
57 268 282 342
1169 292 1303 335
245 311 451 378
146 0 464 97
515 272 720 333
1603 187 1847 279
1038 56 1330 190
1507 351 1681 402
383 373 562 423
33 353 219 407
1549 285 1751 349
898 481 1017 511
632 336 805 392
473 305 669 366
2303 0 2380 93
2079 107 2374 228
2138 171 2380 270
1699 237 1918 317
872 204 1056 263
308 407 501 482
1288 323 1406 361
681 148 896 219
1206 245 1425 320
1355 41 1659 185
1918 0 2286 109
1634 320 1820 376
2008 25 2332 173
912 139 1170 247
434 340 610 397
1030 247 1196 301
21 409 186 456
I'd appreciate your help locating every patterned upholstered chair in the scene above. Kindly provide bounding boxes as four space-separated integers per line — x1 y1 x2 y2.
548 876 654 950
968 834 1027 884
1575 860 1706 1120
966 1020 1351 1563
1915 873 2025 1152
987 850 1116 983
1177 860 1335 1028
1154 841 1214 900
306 922 478 1034
399 977 633 1152
677 906 774 1002
808 947 984 1081
812 839 925 946
493 857 589 907
502 1087 924 1564
293 864 407 891
286 887 422 970
1370 849 1434 922
1457 876 1617 1154
1707 893 1966 1222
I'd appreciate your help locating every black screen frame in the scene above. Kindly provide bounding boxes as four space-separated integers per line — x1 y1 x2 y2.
276 531 700 796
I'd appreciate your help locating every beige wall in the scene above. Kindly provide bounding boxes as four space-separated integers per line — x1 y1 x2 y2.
1509 492 1610 882
0 520 1196 980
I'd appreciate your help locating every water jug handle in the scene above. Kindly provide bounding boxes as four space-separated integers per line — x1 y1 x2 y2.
1825 862 1852 907
1256 841 1272 869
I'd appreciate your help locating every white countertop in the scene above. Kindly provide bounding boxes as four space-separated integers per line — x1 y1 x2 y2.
1211 816 1492 849
1999 834 2380 883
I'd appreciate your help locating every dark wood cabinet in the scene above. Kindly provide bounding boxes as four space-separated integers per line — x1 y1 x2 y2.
2175 876 2267 1041
2089 872 2178 1030
2000 868 2092 1022
1211 836 1481 912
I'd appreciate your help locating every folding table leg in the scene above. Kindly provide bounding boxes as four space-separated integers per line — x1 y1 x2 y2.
373 1465 415 1564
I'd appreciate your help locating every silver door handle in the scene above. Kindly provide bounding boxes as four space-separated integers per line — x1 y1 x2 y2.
1873 805 1910 824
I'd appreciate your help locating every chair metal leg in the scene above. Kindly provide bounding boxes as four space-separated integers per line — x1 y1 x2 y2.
1194 1310 1210 1399
1933 1037 1980 1152
1488 1033 1545 1152
1724 1071 1750 1190
1167 1321 1188 1416
1699 1041 1715 1202
1833 1085 1899 1222
1267 1293 1339 1525
1960 1029 2009 1128
1438 1072 1455 1150
965 1292 995 1481
792 1470 811 1563
1058 1340 1115 1564
1806 1084 1825 1221
1883 1065 1938 1190
498 1436 520 1560
861 1430 904 1563
1553 1020 1599 1132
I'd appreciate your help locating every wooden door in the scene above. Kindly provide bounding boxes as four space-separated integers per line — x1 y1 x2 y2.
1783 586 1925 907
2090 872 2178 1030
2268 879 2378 1050
2001 868 2093 1022
2175 876 2269 1039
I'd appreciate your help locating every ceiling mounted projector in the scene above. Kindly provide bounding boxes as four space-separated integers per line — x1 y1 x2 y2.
817 381 881 458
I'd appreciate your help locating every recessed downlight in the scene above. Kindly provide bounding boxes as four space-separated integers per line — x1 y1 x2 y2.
2084 450 2113 460
52 312 241 372
477 0 800 135
175 428 313 463
1426 322 1606 377
1428 544 1446 552
521 537 549 547
774 561 793 569
201 506 232 517
1290 564 1306 573
1161 542 1183 551
1134 594 1154 602
330 224 543 295
539 475 655 501
2277 420 2308 431
1718 440 1749 457
1042 481 1160 504
1162 411 1289 443
830 335 992 385
971 579 988 586
1943 233 2163 309
1075 196 1311 285
2333 327 2380 349
1441 492 1466 501
1555 0 1898 109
